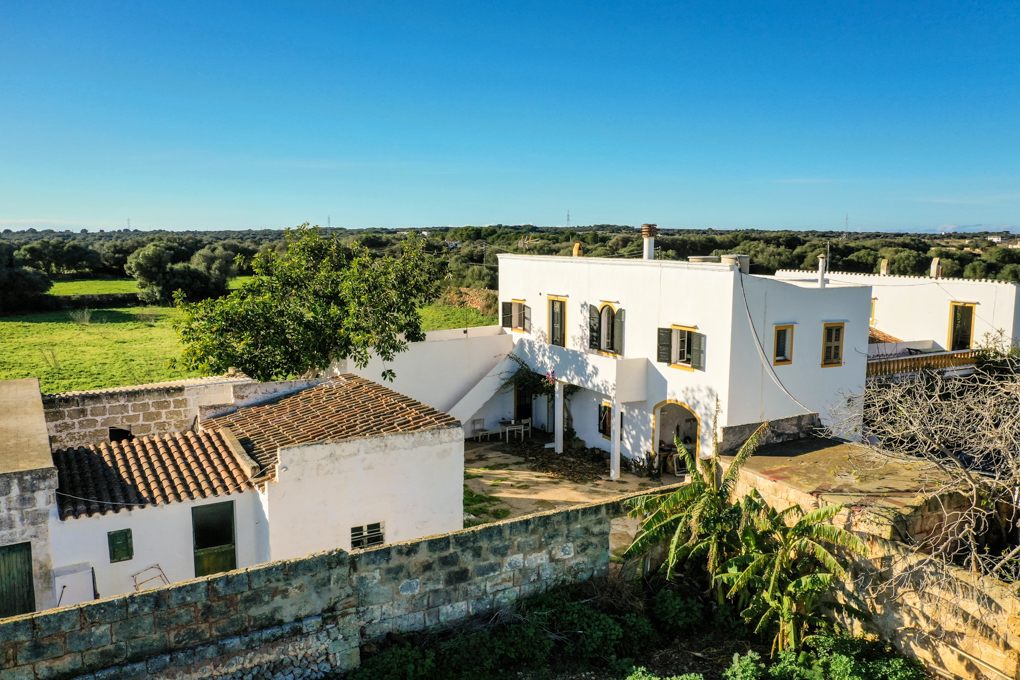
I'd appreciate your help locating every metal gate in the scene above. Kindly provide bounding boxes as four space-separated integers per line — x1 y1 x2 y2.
0 542 35 617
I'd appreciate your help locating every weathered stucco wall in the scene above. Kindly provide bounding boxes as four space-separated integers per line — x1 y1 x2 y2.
42 378 323 449
0 488 645 679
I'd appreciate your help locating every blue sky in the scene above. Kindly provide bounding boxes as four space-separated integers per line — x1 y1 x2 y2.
1 1 1017 232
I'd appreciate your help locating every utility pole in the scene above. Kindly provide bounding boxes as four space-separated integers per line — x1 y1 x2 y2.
566 211 570 228
328 215 331 229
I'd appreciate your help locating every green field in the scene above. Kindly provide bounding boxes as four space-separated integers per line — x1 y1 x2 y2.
0 304 496 393
48 276 253 296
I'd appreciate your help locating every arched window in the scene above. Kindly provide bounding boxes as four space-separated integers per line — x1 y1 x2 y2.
589 303 624 354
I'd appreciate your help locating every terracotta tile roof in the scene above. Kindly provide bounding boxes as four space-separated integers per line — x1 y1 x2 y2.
52 430 252 520
869 327 903 344
203 375 460 481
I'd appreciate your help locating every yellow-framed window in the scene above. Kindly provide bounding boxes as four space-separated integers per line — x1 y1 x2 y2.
948 302 975 351
548 297 567 347
821 323 844 367
870 298 876 326
773 325 794 365
598 401 612 439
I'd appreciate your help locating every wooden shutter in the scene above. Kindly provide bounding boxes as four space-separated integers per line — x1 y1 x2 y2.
589 306 600 350
612 309 625 355
551 300 564 346
524 305 531 333
0 542 35 618
691 332 705 370
108 529 133 563
656 328 672 363
501 302 512 328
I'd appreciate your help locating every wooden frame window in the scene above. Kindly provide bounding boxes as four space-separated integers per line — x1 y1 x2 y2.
821 323 844 367
501 300 531 333
107 529 133 563
949 302 975 351
598 402 612 439
773 325 794 365
656 325 705 371
589 303 624 355
548 297 567 347
351 522 385 549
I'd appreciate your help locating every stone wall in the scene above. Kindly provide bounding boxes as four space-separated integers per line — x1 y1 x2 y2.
0 489 656 679
0 468 59 612
717 412 821 455
42 378 324 449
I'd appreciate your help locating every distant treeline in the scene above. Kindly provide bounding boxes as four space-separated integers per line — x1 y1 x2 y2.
1 224 1017 316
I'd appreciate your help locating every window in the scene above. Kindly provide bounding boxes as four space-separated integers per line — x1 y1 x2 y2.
949 302 975 351
598 402 612 439
822 323 844 367
107 529 133 563
870 298 877 326
351 522 385 549
548 298 566 347
773 325 794 365
192 501 236 578
109 427 133 443
501 300 531 332
656 326 705 370
589 303 624 354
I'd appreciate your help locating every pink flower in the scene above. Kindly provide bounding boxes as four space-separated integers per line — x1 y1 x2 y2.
545 370 556 386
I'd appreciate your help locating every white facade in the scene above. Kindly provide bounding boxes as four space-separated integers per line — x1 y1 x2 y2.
265 427 464 560
776 270 1020 349
488 255 870 466
49 490 266 607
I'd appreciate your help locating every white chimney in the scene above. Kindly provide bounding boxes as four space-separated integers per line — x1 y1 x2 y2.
818 254 827 289
930 258 942 278
879 258 889 276
641 223 657 260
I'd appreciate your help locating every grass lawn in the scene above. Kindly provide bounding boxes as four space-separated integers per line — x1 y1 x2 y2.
48 276 253 297
1 303 497 394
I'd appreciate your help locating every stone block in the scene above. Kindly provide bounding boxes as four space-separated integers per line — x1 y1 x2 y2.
65 408 87 419
0 666 34 680
525 551 549 568
34 608 81 637
125 591 164 618
89 406 108 417
119 661 148 680
357 547 392 567
82 642 129 670
399 579 420 595
35 652 84 680
129 403 150 413
486 572 515 593
458 581 484 601
211 615 246 637
552 543 575 560
142 411 161 423
428 589 454 608
107 404 129 416
17 637 64 664
539 563 558 581
443 568 470 587
474 561 500 578
359 582 395 606
469 596 494 615
163 409 184 420
193 643 218 661
154 608 194 629
120 415 141 425
112 616 154 641
439 602 468 623
487 542 510 559
0 617 34 644
209 571 249 597
169 624 210 648
247 561 289 588
53 421 76 433
44 410 63 423
147 653 172 673
67 624 111 652
302 616 323 634
425 607 440 627
150 400 171 410
425 536 451 554
237 588 273 608
172 398 190 408
503 553 524 571
381 599 410 620
166 581 208 606
494 588 520 608
218 636 243 654
127 633 168 658
437 552 459 569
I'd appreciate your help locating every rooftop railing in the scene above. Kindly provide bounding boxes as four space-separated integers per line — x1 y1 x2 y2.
866 349 976 378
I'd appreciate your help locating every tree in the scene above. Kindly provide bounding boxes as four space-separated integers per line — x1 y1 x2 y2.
0 243 52 314
126 241 228 304
173 225 442 382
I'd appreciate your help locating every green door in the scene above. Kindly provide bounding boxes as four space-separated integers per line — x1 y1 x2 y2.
192 502 236 577
0 542 35 617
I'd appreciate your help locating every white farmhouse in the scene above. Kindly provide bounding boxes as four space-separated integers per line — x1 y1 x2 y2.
0 375 463 614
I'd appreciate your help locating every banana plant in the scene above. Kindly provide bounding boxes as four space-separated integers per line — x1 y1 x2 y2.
625 406 768 605
717 490 870 654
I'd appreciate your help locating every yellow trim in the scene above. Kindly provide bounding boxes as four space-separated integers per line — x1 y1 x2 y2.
670 324 696 332
600 400 613 440
670 363 695 372
510 299 526 332
594 302 619 356
773 325 794 366
652 400 701 459
548 296 568 347
870 298 877 326
511 298 525 304
821 322 845 367
598 302 618 312
948 302 976 350
668 325 695 369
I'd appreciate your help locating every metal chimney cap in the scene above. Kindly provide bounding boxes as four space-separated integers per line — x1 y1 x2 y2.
641 224 658 238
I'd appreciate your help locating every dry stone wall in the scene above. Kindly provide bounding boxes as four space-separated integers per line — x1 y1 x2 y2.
0 491 649 679
0 469 59 612
42 378 324 449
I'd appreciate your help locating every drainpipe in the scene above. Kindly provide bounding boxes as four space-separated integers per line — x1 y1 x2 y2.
641 224 657 260
818 254 827 289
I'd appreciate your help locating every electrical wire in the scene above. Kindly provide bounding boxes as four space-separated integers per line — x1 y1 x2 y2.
737 271 814 414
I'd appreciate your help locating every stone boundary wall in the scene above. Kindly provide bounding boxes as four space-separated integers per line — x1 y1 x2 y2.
0 469 59 613
729 461 1020 680
42 379 324 449
0 487 672 679
718 413 821 455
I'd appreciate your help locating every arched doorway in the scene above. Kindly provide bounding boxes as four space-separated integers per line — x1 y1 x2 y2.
653 401 699 470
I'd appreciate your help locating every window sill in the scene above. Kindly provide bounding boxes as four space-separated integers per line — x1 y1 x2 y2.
511 328 527 333
821 362 843 368
601 433 611 440
773 359 792 366
595 350 619 358
669 363 695 372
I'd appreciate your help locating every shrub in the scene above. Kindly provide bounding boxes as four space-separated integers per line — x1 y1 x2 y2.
618 612 661 656
724 651 765 680
653 590 704 635
349 644 435 680
626 668 705 680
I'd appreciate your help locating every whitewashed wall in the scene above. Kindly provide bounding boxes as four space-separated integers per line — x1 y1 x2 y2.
48 490 266 605
775 270 1020 348
266 427 464 560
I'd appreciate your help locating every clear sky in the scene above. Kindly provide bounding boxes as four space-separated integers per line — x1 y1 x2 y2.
1 1 1017 233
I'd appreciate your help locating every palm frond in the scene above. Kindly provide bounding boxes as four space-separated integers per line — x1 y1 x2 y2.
720 421 769 494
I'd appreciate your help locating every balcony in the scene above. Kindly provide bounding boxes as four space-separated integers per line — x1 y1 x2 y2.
512 338 648 402
866 349 975 378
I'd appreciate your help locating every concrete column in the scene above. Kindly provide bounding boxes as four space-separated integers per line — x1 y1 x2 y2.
554 382 564 454
610 401 621 479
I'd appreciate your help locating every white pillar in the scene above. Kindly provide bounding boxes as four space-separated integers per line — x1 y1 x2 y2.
610 401 621 479
554 382 564 454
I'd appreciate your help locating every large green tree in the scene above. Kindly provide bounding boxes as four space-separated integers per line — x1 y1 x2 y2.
173 225 441 381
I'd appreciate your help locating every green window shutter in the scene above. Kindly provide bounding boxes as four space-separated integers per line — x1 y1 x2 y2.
612 309 625 355
524 305 531 333
691 333 706 370
589 305 600 350
501 302 512 328
108 529 133 563
0 542 35 618
656 328 672 363
551 301 563 346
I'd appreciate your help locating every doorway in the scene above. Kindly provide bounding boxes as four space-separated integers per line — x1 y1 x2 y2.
0 542 35 617
515 386 533 421
653 401 699 459
949 303 975 351
192 501 236 577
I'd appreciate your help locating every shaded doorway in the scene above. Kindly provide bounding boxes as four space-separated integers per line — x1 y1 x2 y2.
950 303 975 351
515 386 533 421
0 542 35 617
192 501 236 577
653 401 699 470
